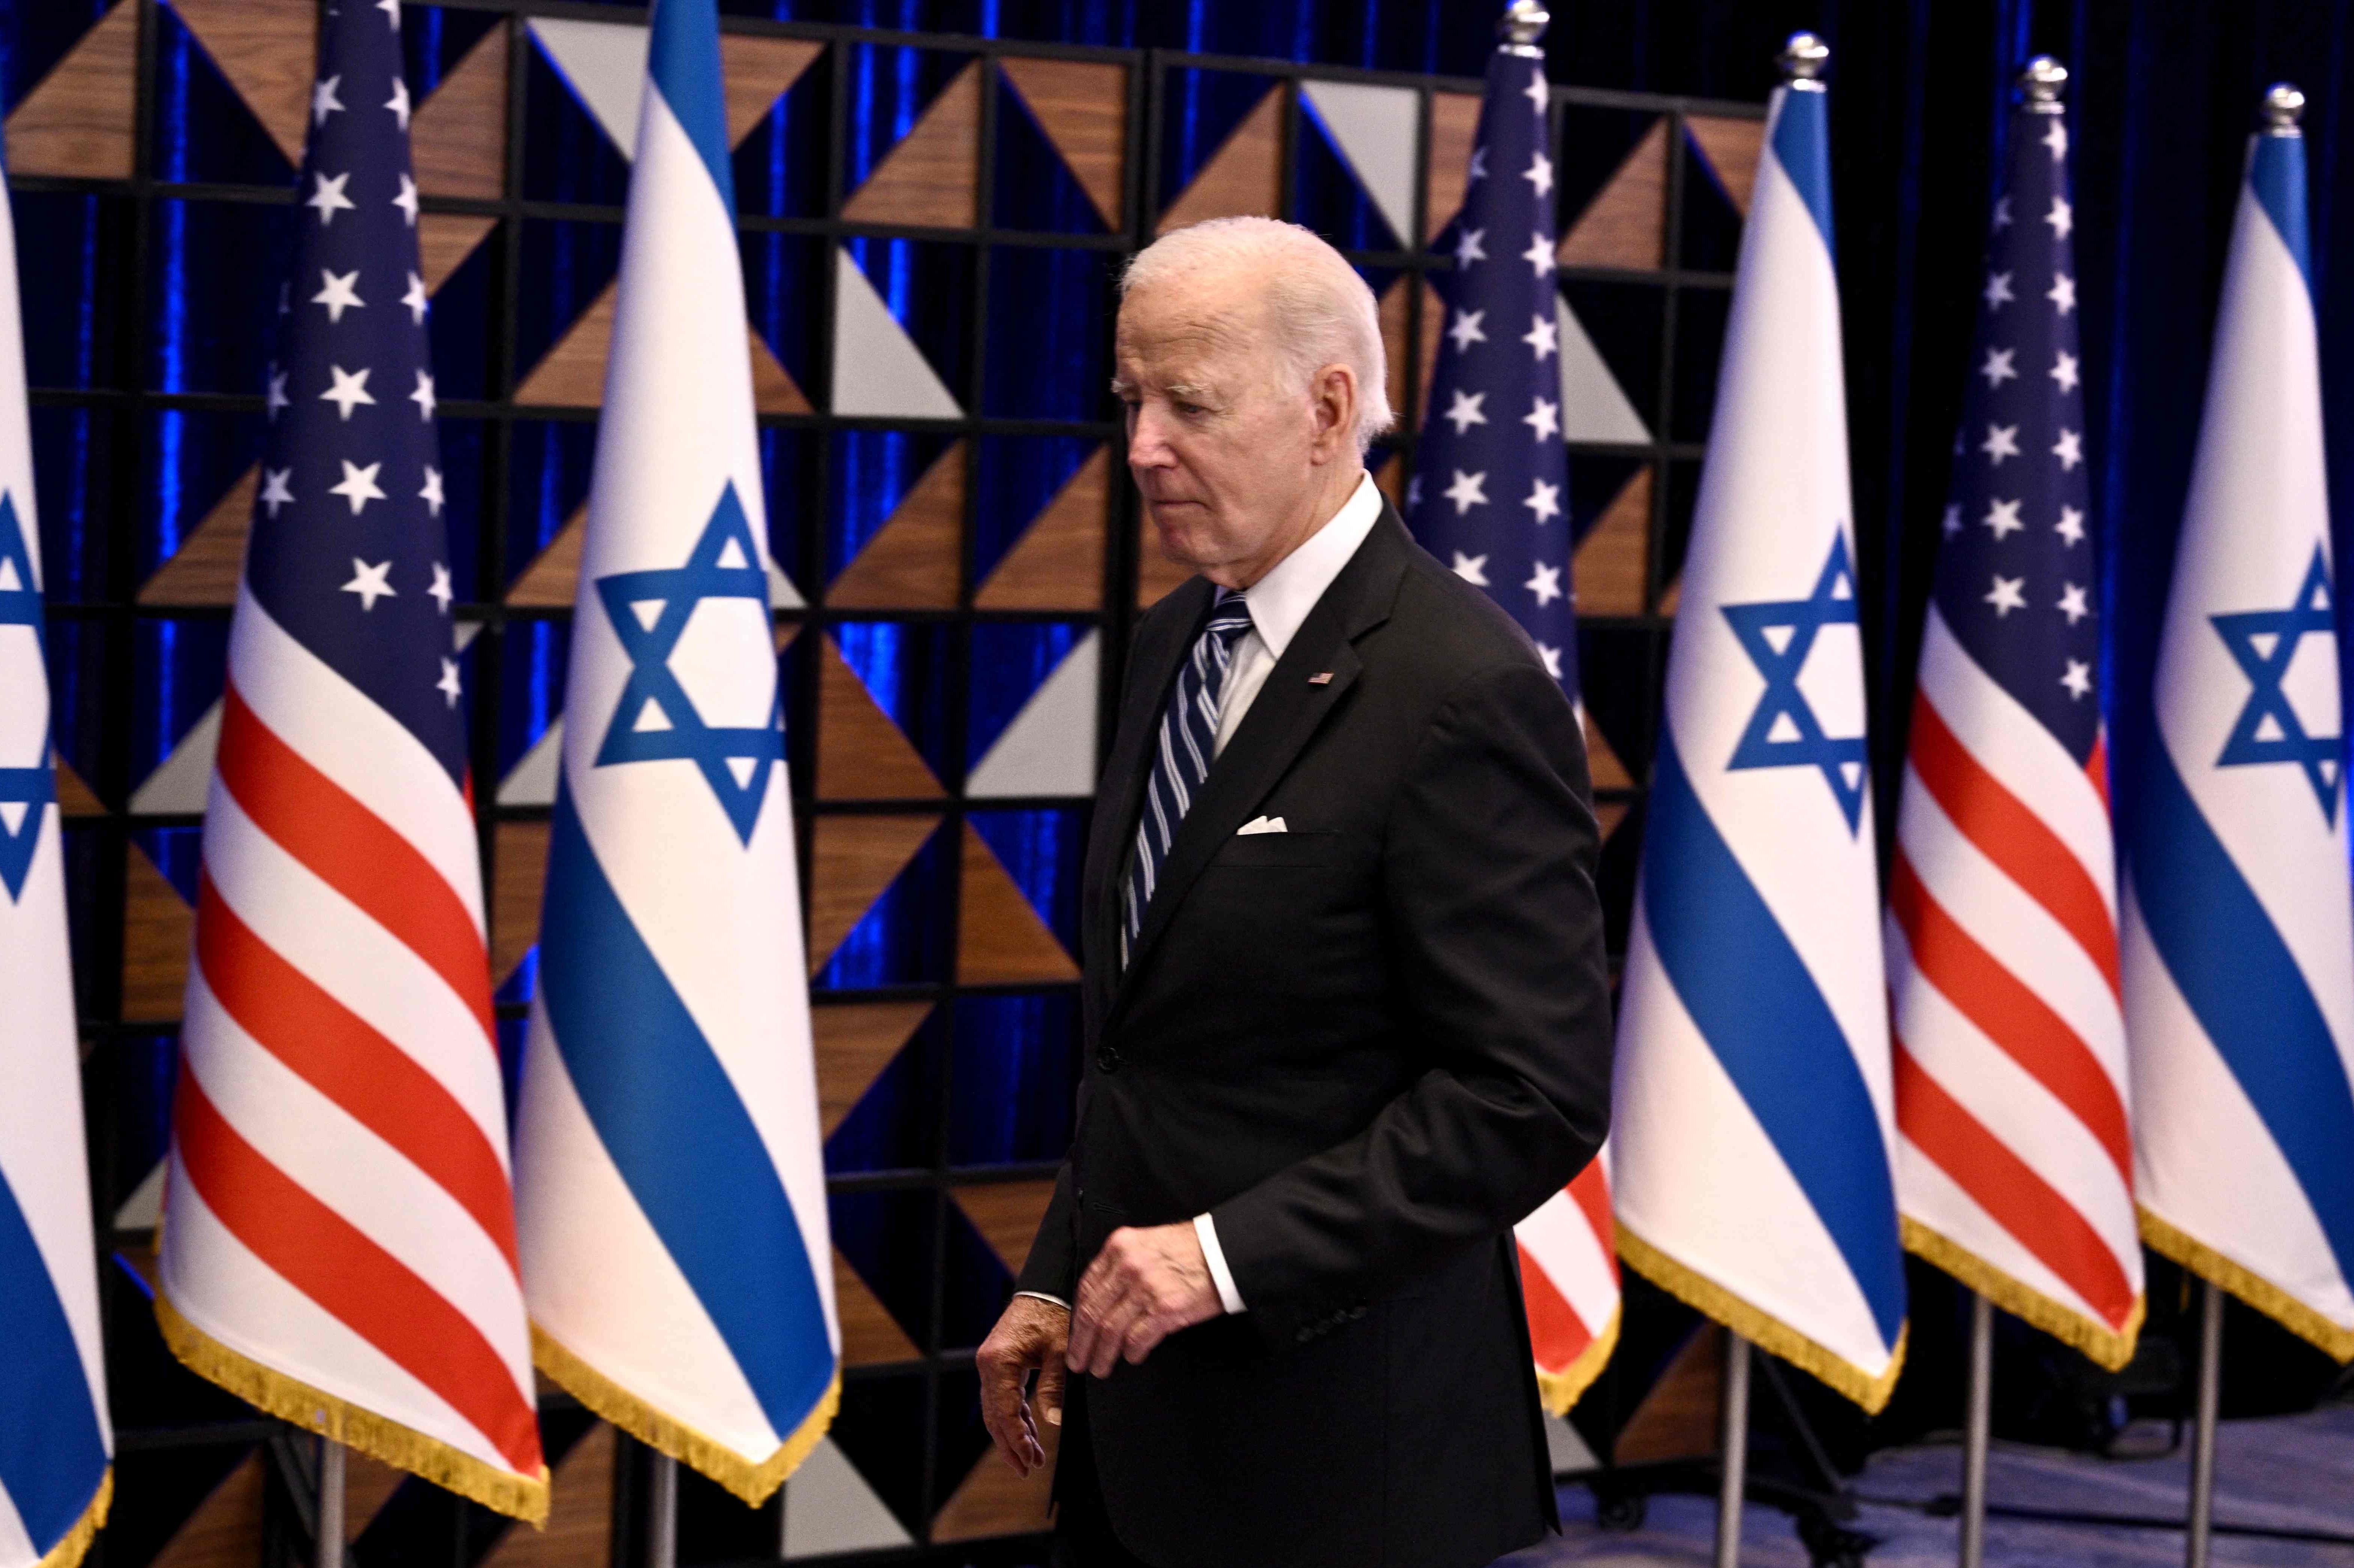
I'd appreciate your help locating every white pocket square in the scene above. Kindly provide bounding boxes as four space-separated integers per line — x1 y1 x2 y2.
1237 815 1288 836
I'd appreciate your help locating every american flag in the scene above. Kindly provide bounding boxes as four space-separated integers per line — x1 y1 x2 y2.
153 0 547 1518
1888 70 2143 1368
1406 25 1618 1414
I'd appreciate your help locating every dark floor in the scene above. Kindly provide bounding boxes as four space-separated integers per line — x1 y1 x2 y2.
1506 1405 2354 1565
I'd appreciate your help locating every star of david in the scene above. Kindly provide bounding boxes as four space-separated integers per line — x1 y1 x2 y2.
592 482 784 845
1721 533 1869 833
2211 545 2341 823
0 491 54 901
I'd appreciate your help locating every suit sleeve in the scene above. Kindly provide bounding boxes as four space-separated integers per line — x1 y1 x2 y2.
1207 660 1615 1353
1015 1158 1080 1301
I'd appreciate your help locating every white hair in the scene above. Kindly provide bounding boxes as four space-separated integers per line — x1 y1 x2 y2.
1120 217 1395 453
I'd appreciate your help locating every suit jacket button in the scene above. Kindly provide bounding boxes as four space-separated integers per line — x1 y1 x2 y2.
1095 1045 1121 1073
1296 1327 1315 1344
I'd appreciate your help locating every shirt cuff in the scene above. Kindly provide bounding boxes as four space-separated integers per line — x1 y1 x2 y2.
1194 1212 1246 1314
1012 1289 1070 1312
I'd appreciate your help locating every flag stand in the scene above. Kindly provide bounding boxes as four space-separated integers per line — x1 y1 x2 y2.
1714 1332 1751 1568
1959 1290 1994 1568
2184 1278 2224 1568
648 1451 679 1568
315 1438 345 1568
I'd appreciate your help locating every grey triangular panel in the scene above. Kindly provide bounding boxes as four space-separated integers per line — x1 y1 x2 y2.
1556 297 1650 445
830 249 962 420
782 1438 914 1558
769 557 805 610
966 631 1098 799
498 717 565 808
528 18 649 159
1300 80 1419 247
1544 1411 1600 1474
115 1159 167 1229
129 700 222 815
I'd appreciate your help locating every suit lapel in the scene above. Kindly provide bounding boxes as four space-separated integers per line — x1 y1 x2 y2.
1113 513 1410 1009
1083 577 1211 1022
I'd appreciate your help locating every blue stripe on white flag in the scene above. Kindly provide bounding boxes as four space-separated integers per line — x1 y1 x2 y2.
1642 732 1905 1345
538 786 834 1438
2248 133 2310 289
647 0 735 208
0 1174 106 1556
1770 86 1835 257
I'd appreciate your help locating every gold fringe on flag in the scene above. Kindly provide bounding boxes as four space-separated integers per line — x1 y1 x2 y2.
2141 1206 2354 1363
1902 1217 2143 1372
533 1325 839 1507
35 1468 110 1568
1615 1223 1907 1414
155 1294 551 1524
1533 1306 1620 1418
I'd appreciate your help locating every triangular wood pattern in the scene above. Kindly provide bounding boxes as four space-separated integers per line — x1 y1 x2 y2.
168 0 317 168
974 446 1106 611
55 757 105 817
997 56 1127 230
513 281 617 407
1373 454 1403 511
836 1248 921 1365
341 1453 408 1542
480 1422 615 1568
1584 712 1632 792
1559 118 1667 271
951 1179 1059 1275
748 326 812 414
806 813 941 973
1574 466 1649 617
506 504 584 607
827 441 962 609
4 1 138 179
1687 115 1764 216
817 637 945 800
140 467 254 606
412 24 507 198
720 34 824 145
814 1001 932 1136
492 819 549 986
930 1423 1056 1542
1378 277 1445 432
1158 83 1283 235
122 843 193 1024
1136 513 1194 609
147 1451 264 1568
1613 1322 1723 1465
1594 799 1630 843
1423 90 1481 241
417 213 498 292
957 825 1078 985
841 59 981 228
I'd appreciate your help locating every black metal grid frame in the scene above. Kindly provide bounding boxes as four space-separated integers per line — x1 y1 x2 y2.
14 5 1761 1561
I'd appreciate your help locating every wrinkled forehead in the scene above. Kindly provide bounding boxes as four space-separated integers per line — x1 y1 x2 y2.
1113 270 1275 388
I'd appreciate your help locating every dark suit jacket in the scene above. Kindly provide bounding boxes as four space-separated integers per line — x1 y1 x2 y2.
1016 505 1614 1568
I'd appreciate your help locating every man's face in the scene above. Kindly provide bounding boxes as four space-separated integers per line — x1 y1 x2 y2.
1112 267 1320 577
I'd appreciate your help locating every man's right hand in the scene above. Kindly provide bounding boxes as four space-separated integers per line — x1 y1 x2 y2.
977 1294 1072 1477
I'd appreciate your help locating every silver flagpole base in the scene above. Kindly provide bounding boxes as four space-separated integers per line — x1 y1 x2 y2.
315 1438 345 1568
1959 1289 1993 1568
2186 1278 2224 1568
648 1450 679 1568
1715 1331 1751 1568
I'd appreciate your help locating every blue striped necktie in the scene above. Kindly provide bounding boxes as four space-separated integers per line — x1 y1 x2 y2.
1121 588 1254 968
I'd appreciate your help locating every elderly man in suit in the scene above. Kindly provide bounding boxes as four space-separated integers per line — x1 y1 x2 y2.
975 216 1613 1568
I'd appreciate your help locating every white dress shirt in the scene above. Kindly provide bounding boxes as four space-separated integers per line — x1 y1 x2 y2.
1018 473 1384 1322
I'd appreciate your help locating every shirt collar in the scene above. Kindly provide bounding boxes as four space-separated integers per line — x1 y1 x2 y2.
1238 470 1383 661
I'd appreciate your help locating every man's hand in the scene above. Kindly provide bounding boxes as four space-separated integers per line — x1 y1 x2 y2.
977 1294 1070 1477
1067 1221 1224 1378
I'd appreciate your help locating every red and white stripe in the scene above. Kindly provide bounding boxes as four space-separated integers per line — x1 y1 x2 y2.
159 588 544 1491
1888 610 2143 1359
1515 1155 1619 1412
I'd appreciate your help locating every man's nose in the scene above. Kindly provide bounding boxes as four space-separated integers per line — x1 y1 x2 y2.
1127 406 1176 468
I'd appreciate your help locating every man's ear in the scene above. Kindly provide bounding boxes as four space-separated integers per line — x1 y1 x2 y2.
1309 363 1358 463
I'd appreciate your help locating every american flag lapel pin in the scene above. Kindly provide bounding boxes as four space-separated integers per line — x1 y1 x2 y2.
1308 671 1334 685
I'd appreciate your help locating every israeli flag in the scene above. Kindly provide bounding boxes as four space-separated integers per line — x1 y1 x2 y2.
0 140 113 1567
512 0 838 1501
1609 69 1907 1410
2123 101 2354 1360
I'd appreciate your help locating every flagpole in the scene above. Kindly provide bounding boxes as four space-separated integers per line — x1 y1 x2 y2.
648 1451 679 1568
1714 1331 1751 1568
316 1438 345 1568
1958 1290 1993 1568
2184 1278 2224 1568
